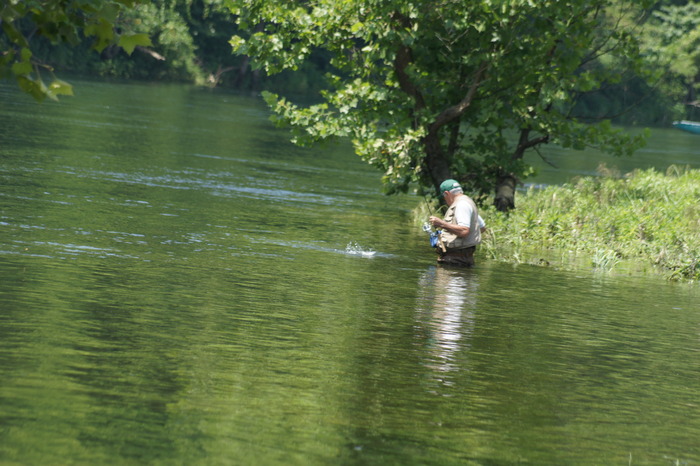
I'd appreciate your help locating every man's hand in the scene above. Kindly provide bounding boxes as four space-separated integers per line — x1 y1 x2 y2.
430 216 471 238
429 216 443 229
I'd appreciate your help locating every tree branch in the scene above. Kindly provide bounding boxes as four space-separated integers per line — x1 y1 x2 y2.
514 127 549 160
391 11 426 116
394 44 426 111
447 118 460 158
429 61 488 133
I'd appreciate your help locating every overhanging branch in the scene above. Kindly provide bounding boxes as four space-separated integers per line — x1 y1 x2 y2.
394 44 426 112
429 61 488 133
514 127 549 160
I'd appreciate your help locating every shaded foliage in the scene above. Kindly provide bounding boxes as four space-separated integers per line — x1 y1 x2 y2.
0 0 150 100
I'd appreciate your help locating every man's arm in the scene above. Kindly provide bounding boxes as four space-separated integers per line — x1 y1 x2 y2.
429 216 471 238
478 215 486 233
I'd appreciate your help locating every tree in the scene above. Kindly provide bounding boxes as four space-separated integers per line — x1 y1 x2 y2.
1 0 150 101
641 1 700 121
228 0 653 209
97 0 244 85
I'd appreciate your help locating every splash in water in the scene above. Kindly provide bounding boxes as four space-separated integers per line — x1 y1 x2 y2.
345 242 376 257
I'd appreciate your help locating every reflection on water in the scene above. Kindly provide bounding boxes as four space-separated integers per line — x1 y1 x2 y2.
416 267 478 377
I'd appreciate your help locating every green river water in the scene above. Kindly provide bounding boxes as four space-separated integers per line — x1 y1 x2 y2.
1 79 699 465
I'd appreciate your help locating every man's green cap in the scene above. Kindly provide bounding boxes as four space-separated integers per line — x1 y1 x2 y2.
439 179 461 193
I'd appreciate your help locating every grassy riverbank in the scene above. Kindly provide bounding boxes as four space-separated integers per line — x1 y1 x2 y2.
417 165 700 281
479 165 700 281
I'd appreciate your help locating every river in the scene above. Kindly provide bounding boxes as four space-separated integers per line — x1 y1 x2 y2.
1 78 699 465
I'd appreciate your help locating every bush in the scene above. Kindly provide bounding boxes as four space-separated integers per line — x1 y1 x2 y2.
481 165 700 281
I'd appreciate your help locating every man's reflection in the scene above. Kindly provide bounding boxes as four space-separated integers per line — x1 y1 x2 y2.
415 266 479 381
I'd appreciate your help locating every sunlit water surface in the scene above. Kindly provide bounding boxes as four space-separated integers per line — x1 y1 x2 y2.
1 79 700 465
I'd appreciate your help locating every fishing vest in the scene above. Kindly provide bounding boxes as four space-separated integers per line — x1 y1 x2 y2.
441 195 481 249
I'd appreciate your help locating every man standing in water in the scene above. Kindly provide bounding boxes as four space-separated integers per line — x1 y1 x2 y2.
429 179 484 267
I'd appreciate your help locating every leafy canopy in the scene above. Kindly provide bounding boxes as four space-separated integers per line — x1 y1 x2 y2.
1 0 150 101
228 0 655 197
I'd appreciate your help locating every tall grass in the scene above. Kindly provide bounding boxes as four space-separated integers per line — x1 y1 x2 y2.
479 165 700 281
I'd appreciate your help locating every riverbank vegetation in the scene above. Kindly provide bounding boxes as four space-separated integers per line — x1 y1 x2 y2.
475 166 700 282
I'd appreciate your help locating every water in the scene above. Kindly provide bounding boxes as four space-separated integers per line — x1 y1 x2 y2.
1 79 700 465
529 126 700 186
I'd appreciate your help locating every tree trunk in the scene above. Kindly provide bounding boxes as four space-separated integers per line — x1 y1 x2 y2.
423 131 452 195
494 174 517 212
233 56 250 88
493 128 548 212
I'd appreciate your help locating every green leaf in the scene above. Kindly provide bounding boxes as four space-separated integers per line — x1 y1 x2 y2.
16 76 46 102
229 35 246 52
11 60 33 76
99 3 121 23
118 33 152 55
20 47 32 62
48 79 74 97
40 80 59 102
85 19 115 52
261 90 279 107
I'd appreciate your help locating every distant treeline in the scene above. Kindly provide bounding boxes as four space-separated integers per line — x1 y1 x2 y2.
26 0 332 95
18 0 700 125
